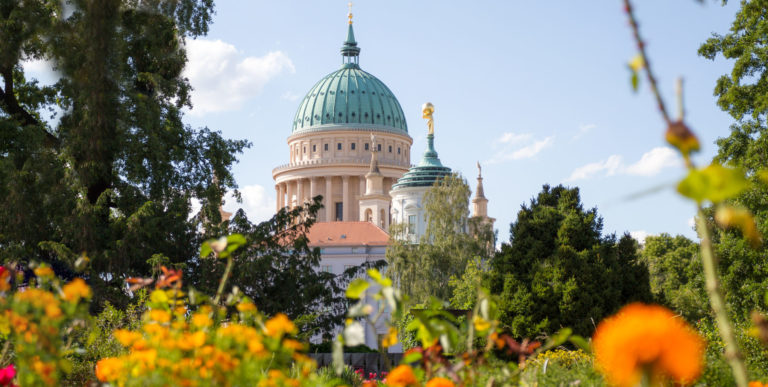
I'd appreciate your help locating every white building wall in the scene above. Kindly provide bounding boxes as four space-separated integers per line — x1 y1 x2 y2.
313 245 401 352
389 186 430 242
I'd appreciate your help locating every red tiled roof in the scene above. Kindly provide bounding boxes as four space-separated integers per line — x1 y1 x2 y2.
307 222 390 247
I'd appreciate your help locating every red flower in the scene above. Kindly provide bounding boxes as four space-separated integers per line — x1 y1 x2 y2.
0 364 16 386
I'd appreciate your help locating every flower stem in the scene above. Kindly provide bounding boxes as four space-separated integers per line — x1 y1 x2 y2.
696 208 749 387
213 256 234 307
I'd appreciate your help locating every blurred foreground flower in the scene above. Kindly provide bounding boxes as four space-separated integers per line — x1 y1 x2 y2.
385 364 417 387
593 303 704 386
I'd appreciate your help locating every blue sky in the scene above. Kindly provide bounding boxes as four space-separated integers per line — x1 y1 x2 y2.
28 1 742 243
180 0 743 243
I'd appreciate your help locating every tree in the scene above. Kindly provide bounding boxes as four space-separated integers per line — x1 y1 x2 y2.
0 0 247 308
640 234 707 321
488 184 652 338
188 197 358 339
386 173 493 305
699 0 768 318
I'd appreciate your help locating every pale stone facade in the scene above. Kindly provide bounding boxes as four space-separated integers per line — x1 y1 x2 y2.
273 128 412 227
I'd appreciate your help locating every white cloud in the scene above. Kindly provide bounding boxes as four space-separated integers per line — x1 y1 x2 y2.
487 134 554 164
572 123 596 140
222 184 276 223
565 155 622 182
510 137 554 160
184 39 295 115
687 217 696 229
496 132 532 146
624 147 681 176
565 147 681 182
630 230 653 244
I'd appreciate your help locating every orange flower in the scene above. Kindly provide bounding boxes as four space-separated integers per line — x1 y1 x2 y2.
0 267 10 292
750 382 767 387
385 365 418 387
62 278 91 302
264 313 296 337
34 266 54 278
426 377 455 387
593 303 704 387
96 357 124 382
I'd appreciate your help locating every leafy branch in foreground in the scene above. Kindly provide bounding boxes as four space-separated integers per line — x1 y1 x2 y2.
623 1 768 385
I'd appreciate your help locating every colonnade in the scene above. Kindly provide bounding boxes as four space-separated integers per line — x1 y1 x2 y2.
275 176 392 223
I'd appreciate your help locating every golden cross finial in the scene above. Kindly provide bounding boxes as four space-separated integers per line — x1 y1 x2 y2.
347 2 354 24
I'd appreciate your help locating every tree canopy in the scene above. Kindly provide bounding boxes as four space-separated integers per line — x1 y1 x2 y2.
488 185 652 338
699 0 768 318
386 173 494 305
0 0 247 308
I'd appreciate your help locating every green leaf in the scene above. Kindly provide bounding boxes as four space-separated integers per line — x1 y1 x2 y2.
226 234 247 251
200 240 213 258
631 70 639 92
569 335 591 354
677 163 749 204
402 351 422 364
758 170 768 185
545 327 572 349
367 268 392 287
346 279 369 299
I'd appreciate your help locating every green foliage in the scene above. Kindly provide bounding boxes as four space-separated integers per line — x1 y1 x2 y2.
641 233 708 321
698 0 768 320
189 197 350 340
65 296 145 385
696 318 768 385
521 349 605 386
489 184 653 338
449 256 489 310
0 0 249 310
386 173 493 305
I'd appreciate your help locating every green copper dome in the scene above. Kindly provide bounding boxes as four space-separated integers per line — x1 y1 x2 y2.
292 24 408 134
391 133 451 189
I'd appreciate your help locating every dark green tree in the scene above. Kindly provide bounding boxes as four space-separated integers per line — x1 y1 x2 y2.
0 0 247 308
640 233 707 321
189 197 359 339
386 173 494 305
488 184 652 338
699 0 768 318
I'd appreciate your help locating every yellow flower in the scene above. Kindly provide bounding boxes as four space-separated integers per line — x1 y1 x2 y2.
148 309 171 323
385 365 418 387
282 339 304 351
177 331 206 351
192 312 212 329
34 266 54 278
44 304 62 319
236 301 257 313
426 377 455 387
472 315 491 332
114 329 143 347
96 357 124 382
62 278 91 302
593 303 704 387
381 327 398 348
264 313 296 337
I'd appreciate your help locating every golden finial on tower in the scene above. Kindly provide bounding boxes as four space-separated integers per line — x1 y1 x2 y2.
422 102 435 135
348 2 354 24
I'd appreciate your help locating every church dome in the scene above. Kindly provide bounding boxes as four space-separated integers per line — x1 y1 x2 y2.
291 24 408 135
